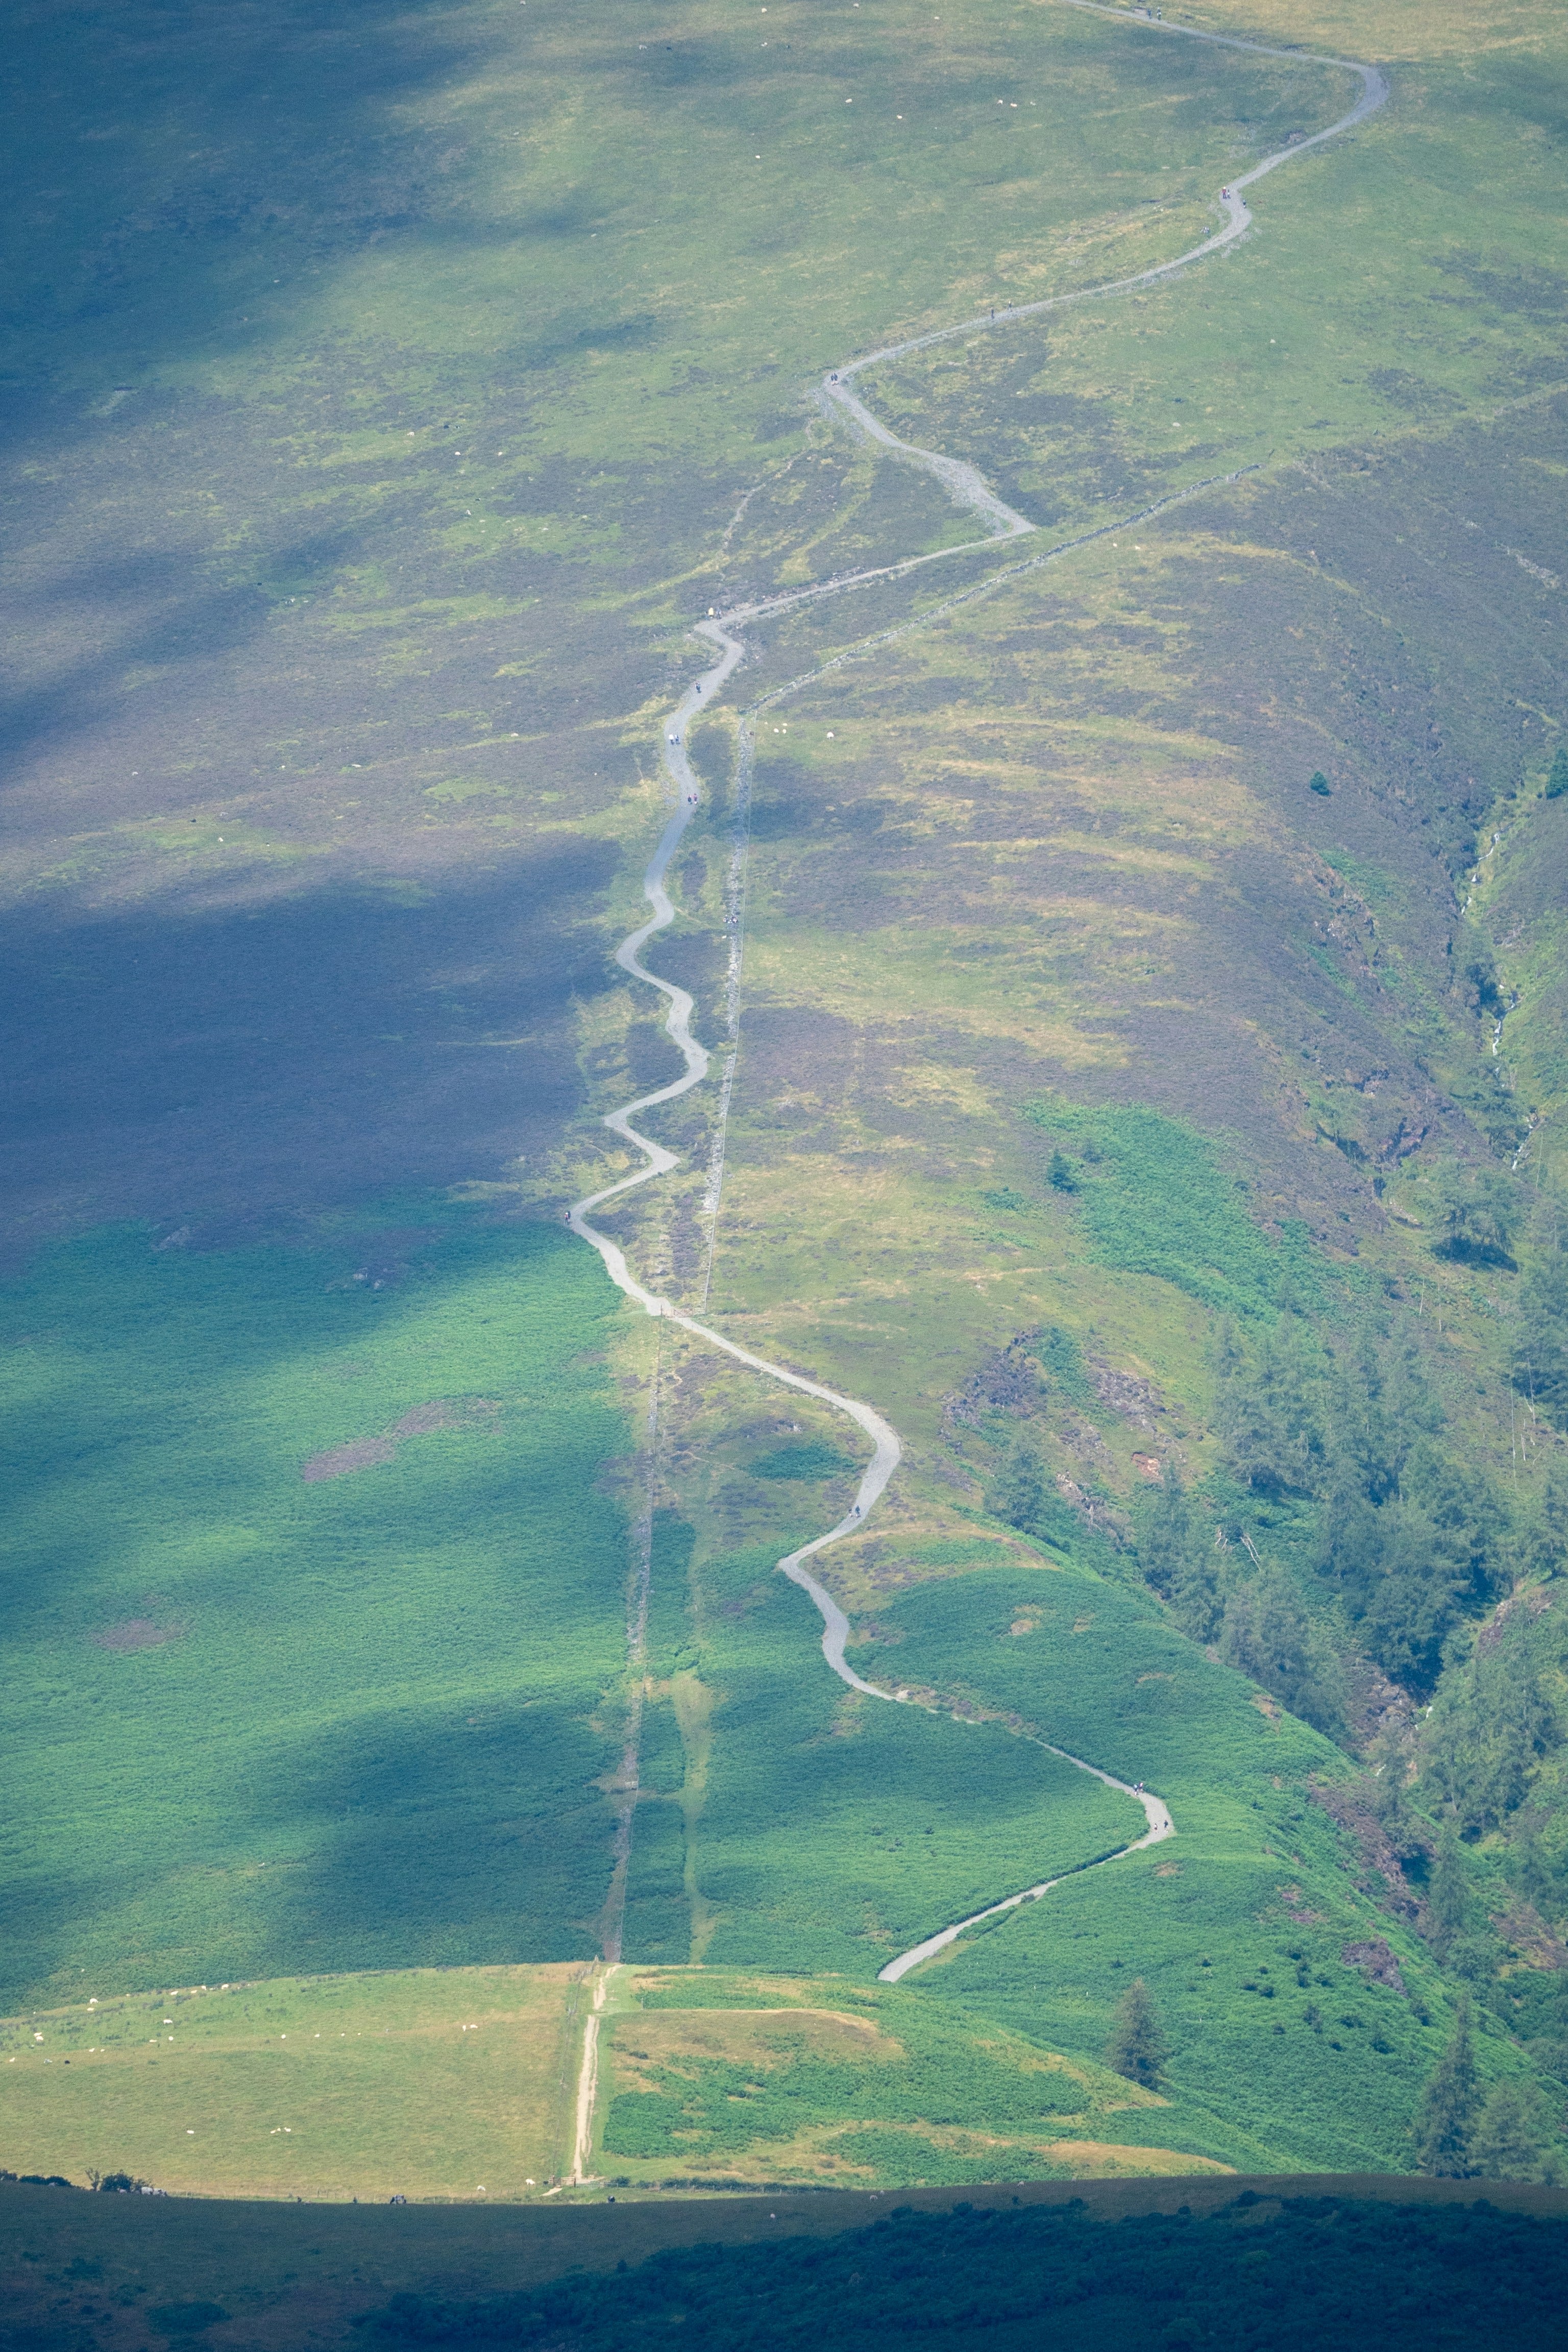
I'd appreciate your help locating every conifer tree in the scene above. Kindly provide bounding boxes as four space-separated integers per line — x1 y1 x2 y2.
1412 1998 1480 2177
1470 2080 1557 2183
989 1429 1051 1540
1546 744 1568 799
1137 1465 1224 1642
1515 1244 1568 1431
1219 1560 1346 1735
1425 1826 1473 1962
1106 1977 1168 2089
1137 1464 1195 1600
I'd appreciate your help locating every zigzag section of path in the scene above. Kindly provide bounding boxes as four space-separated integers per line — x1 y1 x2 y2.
568 3 1388 1988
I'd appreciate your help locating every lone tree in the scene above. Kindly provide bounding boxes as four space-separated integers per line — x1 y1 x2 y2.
1106 1977 1168 2089
1546 745 1568 800
1413 1997 1481 2177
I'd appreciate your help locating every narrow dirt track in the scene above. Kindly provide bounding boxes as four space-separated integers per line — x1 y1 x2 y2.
568 4 1389 1986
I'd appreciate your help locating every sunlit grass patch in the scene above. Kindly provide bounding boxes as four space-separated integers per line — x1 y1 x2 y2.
594 1970 1196 2188
0 1966 587 2202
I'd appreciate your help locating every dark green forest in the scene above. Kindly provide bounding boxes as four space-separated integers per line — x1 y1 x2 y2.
356 2194 1568 2350
982 1190 1568 2172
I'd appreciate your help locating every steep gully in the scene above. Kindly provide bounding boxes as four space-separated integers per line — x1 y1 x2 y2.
566 4 1389 2015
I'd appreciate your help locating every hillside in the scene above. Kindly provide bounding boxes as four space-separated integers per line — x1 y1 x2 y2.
2 1962 1226 2200
4 0 1568 2201
1 2171 1565 2351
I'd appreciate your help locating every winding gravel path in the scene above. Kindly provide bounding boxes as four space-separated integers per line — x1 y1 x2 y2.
568 5 1388 1984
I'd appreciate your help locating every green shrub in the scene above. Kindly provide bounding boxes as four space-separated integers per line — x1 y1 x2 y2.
1022 1101 1323 1318
749 1443 860 1482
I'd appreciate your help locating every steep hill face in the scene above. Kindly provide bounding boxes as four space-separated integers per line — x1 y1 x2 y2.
4 0 1567 2185
582 3 1568 2174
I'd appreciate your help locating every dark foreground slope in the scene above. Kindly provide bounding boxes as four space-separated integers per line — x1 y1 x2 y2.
3 2176 1564 2352
359 2193 1568 2352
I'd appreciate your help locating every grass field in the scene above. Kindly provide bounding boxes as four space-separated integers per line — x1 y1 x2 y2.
859 1554 1476 2173
0 1960 1213 2203
596 1969 1220 2189
634 1525 1144 1979
604 1475 1529 2172
0 1967 590 2203
0 1205 640 2011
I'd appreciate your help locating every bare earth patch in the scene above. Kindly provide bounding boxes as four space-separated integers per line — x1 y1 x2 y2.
389 1399 495 1438
90 1618 186 1651
301 1436 398 1483
1044 2141 1230 2177
301 1399 501 1481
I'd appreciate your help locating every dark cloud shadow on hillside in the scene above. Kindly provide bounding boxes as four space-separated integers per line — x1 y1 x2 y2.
0 0 529 796
0 0 492 416
1453 52 1568 145
0 843 618 1251
0 1863 119 2013
0 1698 614 2009
0 529 363 788
248 1700 616 1969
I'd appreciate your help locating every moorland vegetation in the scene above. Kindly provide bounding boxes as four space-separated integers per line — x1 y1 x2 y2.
5 0 1568 2202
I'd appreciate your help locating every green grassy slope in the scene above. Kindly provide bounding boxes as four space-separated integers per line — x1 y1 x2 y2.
0 1967 588 2202
610 1481 1533 2172
0 1208 635 2009
635 1530 1142 1979
7 0 1568 2199
596 1967 1216 2189
626 0 1568 2183
0 1959 1209 2201
872 1555 1468 2172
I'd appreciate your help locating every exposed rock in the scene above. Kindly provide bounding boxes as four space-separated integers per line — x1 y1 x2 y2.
1492 1902 1568 1973
1061 1411 1114 1470
301 1398 500 1481
91 1618 187 1652
389 1397 500 1438
1476 1582 1554 1655
1055 1472 1128 1547
301 1435 398 1481
1378 1117 1428 1164
942 1332 1045 1430
1341 1937 1408 1994
1344 1655 1417 1752
1087 1359 1166 1434
1312 1780 1428 1926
